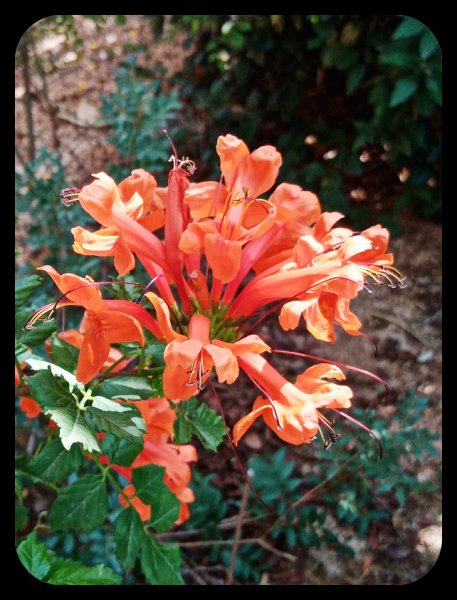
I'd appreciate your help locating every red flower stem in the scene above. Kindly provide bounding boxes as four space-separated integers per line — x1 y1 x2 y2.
208 379 274 515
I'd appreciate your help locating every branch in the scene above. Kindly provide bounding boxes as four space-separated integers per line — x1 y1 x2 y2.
177 538 297 562
227 484 250 584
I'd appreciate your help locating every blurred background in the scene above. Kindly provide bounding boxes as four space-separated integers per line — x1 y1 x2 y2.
15 15 441 584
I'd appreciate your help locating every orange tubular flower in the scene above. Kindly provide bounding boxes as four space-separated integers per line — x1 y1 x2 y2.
228 213 400 334
72 169 164 276
56 329 130 373
144 292 271 401
234 353 352 446
179 134 283 283
37 265 161 384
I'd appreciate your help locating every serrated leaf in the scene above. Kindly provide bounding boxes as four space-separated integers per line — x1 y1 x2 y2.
132 464 167 504
114 507 146 570
89 407 145 442
191 403 226 451
99 376 155 400
26 358 84 400
50 474 108 531
46 557 122 585
17 533 52 580
49 407 101 453
173 411 192 444
149 492 180 533
15 275 42 309
26 359 83 392
28 438 82 483
20 320 56 347
101 433 143 466
49 337 80 372
392 17 426 39
390 77 418 107
141 537 184 585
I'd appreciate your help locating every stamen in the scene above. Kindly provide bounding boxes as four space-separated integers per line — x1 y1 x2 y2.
60 187 81 206
332 408 383 459
360 265 407 289
246 375 283 430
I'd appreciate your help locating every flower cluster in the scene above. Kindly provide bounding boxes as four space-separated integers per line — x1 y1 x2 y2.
25 134 403 522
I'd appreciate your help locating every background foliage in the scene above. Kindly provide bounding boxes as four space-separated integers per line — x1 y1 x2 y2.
15 15 441 585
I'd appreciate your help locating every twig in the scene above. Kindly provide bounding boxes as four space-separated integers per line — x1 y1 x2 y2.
227 484 250 584
177 538 297 563
155 514 266 542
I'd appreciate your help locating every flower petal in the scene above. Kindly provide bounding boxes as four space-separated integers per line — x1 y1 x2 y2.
204 343 239 384
204 233 243 283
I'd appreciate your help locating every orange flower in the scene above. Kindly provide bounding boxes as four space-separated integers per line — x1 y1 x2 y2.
145 292 270 400
72 170 164 276
20 397 41 419
38 265 157 384
112 397 197 525
57 329 130 372
179 135 283 283
118 484 151 522
229 214 398 334
234 354 352 445
72 171 169 275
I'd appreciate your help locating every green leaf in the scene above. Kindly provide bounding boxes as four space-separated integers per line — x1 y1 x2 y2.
46 558 122 585
392 17 426 39
15 505 28 531
191 403 226 451
17 533 52 580
98 376 156 400
15 275 41 309
114 507 146 570
50 407 101 453
379 50 418 68
419 28 439 59
132 464 168 504
28 369 100 452
49 337 80 372
346 64 365 94
141 537 184 585
20 321 56 347
149 493 180 533
132 464 180 531
389 77 418 107
50 474 108 531
173 398 195 444
25 358 84 398
101 433 143 466
28 438 82 483
89 407 145 442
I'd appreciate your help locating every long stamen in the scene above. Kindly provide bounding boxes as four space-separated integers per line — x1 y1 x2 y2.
60 187 81 206
332 408 383 459
272 349 389 403
25 279 154 330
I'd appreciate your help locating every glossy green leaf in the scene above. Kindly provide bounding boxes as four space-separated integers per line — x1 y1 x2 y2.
141 537 183 585
28 438 82 483
390 77 418 107
50 474 108 531
191 403 226 451
419 28 439 59
114 507 146 570
101 433 143 466
99 376 156 400
17 533 52 580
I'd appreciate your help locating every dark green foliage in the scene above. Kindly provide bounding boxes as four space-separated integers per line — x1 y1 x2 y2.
154 15 441 227
101 58 181 181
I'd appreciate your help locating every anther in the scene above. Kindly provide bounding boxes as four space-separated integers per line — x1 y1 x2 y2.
60 187 81 206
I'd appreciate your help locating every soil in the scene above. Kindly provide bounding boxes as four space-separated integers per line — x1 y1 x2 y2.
15 16 442 585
